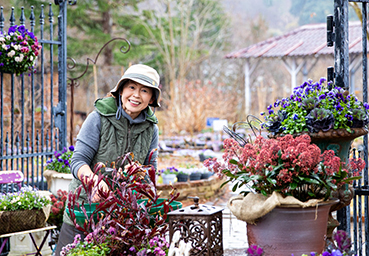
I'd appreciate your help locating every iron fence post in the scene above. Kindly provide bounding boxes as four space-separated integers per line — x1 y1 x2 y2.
334 0 349 90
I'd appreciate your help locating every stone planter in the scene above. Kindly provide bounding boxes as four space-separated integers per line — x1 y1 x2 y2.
162 174 177 185
43 170 73 195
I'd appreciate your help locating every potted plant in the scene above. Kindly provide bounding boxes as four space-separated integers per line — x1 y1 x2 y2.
204 134 364 256
200 168 213 180
189 170 201 181
0 25 42 76
260 78 369 238
63 152 180 255
176 170 189 182
43 146 74 195
159 166 178 184
0 186 51 234
261 78 369 163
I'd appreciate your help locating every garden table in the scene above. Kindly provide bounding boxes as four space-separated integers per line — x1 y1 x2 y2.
0 225 56 255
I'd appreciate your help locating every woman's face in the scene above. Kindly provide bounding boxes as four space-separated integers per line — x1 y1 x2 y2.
121 80 154 119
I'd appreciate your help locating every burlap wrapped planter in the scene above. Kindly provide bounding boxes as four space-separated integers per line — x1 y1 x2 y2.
0 205 51 234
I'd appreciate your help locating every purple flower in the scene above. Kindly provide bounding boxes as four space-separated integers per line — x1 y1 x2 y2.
269 109 274 115
331 249 343 256
149 238 156 247
84 233 93 243
153 247 166 256
293 114 298 120
69 145 75 151
319 77 327 84
319 94 326 100
17 25 26 34
27 31 35 40
345 114 353 121
108 226 116 235
73 234 81 244
8 25 18 34
247 245 263 256
129 247 136 252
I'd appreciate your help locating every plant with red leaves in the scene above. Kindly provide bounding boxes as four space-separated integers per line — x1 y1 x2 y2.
204 134 364 202
67 152 180 255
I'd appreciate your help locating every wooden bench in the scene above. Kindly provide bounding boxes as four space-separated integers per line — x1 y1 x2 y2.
0 170 56 256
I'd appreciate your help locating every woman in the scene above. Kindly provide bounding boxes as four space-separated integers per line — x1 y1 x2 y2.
55 64 161 255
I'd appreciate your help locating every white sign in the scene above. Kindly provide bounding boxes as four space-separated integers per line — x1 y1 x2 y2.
212 119 228 132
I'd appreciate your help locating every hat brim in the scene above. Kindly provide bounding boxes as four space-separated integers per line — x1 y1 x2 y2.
111 77 161 108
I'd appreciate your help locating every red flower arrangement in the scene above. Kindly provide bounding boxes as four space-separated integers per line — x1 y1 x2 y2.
47 189 68 230
204 134 364 202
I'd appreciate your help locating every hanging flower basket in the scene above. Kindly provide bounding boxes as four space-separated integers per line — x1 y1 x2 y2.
0 25 42 76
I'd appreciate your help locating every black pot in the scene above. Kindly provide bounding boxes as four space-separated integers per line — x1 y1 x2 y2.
189 172 201 181
176 173 189 182
200 172 212 180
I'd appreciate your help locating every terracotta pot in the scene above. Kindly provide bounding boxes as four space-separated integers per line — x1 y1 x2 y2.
247 199 339 256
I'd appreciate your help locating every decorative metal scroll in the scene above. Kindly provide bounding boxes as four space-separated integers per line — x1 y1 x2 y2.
223 115 263 147
54 0 77 5
66 38 131 145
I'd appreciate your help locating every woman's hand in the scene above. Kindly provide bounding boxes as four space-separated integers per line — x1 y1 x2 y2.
77 164 110 202
91 179 109 203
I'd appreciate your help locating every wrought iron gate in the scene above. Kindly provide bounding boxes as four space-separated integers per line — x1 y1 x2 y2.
0 1 72 189
331 1 369 255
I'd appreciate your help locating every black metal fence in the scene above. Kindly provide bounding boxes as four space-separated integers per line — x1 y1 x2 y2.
0 1 69 190
332 1 369 255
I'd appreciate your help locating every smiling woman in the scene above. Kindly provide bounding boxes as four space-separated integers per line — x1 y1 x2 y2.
54 64 163 256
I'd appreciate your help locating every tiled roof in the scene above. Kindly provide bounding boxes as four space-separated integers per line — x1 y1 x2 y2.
225 21 364 59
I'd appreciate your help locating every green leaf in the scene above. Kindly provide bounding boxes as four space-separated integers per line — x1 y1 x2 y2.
229 159 239 165
290 182 298 190
343 176 362 182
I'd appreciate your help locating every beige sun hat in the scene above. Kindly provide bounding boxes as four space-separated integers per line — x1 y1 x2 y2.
110 64 161 107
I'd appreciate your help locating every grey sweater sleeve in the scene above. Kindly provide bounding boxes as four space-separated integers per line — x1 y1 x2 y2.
70 111 101 179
